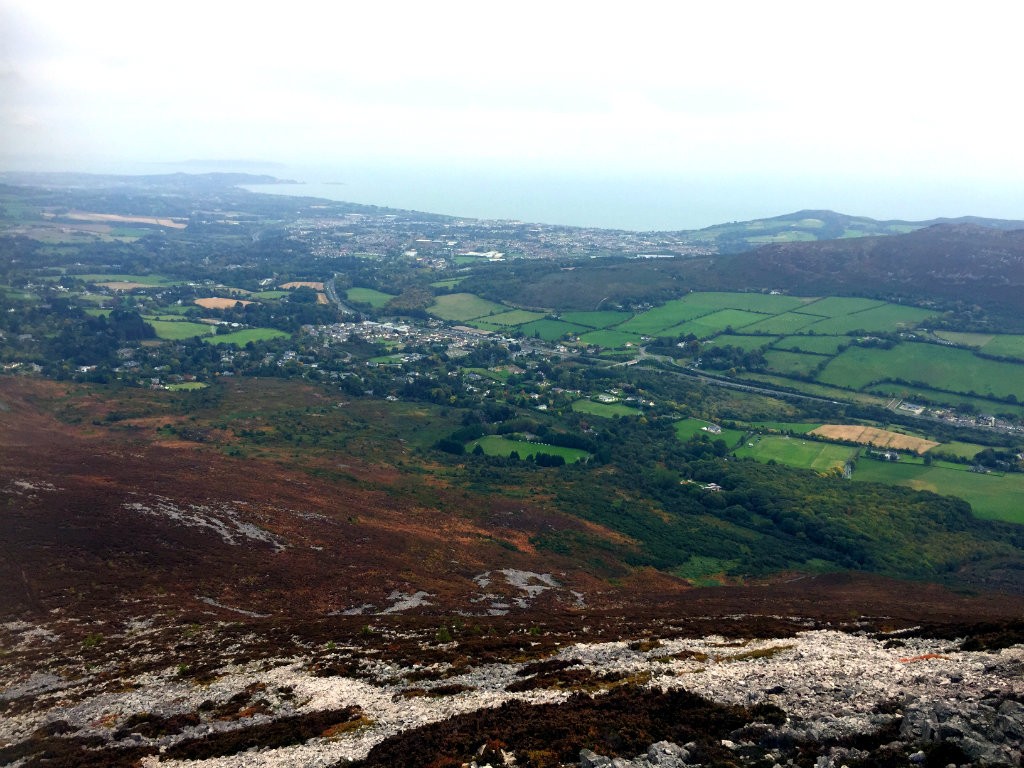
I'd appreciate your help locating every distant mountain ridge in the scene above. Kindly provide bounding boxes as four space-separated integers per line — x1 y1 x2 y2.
2 172 1020 246
707 222 1024 319
672 209 1024 254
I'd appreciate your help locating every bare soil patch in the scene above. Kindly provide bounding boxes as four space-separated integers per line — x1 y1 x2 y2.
281 281 325 290
194 297 254 309
61 211 187 228
809 424 938 453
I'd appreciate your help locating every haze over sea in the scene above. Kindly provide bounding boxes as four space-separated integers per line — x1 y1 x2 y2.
236 164 1022 233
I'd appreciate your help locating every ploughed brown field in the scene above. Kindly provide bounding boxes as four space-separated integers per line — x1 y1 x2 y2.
809 424 939 454
60 211 188 228
194 297 254 309
280 281 325 290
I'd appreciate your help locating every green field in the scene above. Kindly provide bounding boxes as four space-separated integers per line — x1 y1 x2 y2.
252 290 289 299
571 399 641 418
146 319 215 339
76 273 173 285
930 441 986 460
346 287 396 308
660 309 767 339
165 382 209 391
466 435 590 463
933 331 994 348
673 418 747 449
204 328 290 345
706 335 779 352
430 278 466 288
801 304 937 335
428 292 506 322
578 329 645 348
739 373 890 406
484 309 547 326
865 383 1024 418
618 300 713 335
818 342 1024 401
763 349 828 378
465 320 503 332
680 291 810 314
980 334 1024 361
734 435 858 472
559 310 633 329
772 335 849 355
745 421 823 434
519 319 588 341
796 296 886 317
852 460 1024 524
740 312 824 335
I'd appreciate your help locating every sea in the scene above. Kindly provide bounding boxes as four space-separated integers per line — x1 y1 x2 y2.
240 167 769 231
29 157 1016 232
239 165 1021 232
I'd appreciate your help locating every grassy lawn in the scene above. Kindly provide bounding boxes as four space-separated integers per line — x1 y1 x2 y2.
852 460 1024 524
165 382 209 391
466 435 590 463
571 399 641 418
430 278 466 288
146 319 215 339
734 434 858 472
428 292 507 322
204 328 290 345
818 342 1024 401
346 287 396 308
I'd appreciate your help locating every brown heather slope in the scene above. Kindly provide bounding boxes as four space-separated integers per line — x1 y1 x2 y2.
0 377 666 623
3 375 1024 631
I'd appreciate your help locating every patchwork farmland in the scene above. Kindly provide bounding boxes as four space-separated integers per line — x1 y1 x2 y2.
417 289 1023 416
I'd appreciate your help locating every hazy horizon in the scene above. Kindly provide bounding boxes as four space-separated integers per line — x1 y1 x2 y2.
3 2 1022 229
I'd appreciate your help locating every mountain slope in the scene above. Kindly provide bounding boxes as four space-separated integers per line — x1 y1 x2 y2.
672 209 1024 253
712 223 1024 316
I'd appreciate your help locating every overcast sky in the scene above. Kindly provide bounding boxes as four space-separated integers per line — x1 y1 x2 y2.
3 1 1023 225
